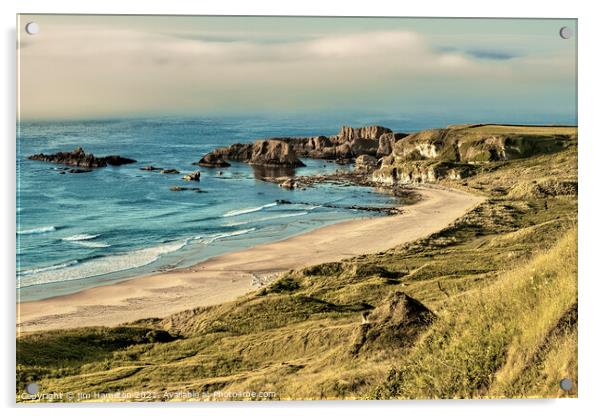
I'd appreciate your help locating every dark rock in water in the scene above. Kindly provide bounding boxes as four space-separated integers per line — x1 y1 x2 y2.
335 158 353 165
28 147 136 168
170 186 203 192
182 170 201 181
140 166 179 174
103 155 137 166
68 168 93 174
279 178 297 190
140 165 162 171
197 152 231 168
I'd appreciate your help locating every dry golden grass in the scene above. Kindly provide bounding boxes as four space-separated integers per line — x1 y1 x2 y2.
372 227 577 399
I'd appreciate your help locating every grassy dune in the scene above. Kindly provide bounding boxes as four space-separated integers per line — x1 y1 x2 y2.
16 125 578 401
371 227 577 399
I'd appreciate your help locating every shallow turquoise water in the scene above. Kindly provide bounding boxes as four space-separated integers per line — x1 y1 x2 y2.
17 116 405 301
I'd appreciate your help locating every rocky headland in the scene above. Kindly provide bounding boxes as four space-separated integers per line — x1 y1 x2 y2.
197 123 576 191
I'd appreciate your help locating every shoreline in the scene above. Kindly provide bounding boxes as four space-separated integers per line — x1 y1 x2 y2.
17 185 485 333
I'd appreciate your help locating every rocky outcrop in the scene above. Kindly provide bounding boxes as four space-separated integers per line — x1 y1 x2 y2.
160 169 180 174
278 136 337 159
200 140 305 168
355 155 378 173
269 125 401 161
196 152 231 168
182 171 200 181
377 132 409 157
199 125 403 168
249 140 305 167
202 143 254 163
28 147 136 168
338 125 392 141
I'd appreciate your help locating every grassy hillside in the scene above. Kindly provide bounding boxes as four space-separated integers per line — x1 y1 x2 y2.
16 126 578 402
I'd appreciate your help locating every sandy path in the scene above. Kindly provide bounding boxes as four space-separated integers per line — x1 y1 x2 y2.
17 186 484 333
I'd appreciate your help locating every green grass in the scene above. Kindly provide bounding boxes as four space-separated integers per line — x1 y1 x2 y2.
16 126 578 402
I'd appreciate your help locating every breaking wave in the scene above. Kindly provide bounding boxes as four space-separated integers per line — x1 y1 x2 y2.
222 202 277 218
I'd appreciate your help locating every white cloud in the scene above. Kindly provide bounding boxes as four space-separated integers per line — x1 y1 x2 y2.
18 23 574 119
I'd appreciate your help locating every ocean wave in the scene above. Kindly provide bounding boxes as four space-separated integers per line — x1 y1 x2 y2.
17 225 57 235
18 260 79 276
62 233 100 241
222 202 277 218
71 241 111 248
17 240 187 289
195 228 256 244
226 211 308 227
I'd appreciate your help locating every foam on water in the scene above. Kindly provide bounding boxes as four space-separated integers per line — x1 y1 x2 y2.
194 228 257 244
226 211 308 227
18 260 79 276
62 234 100 241
17 240 187 288
70 241 111 248
17 226 57 235
222 203 277 218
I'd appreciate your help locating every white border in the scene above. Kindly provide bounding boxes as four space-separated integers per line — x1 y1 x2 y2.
2 1 600 415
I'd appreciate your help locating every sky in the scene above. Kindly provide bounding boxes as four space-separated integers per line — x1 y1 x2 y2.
17 15 577 122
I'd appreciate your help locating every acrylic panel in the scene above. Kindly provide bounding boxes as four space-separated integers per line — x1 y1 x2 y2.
16 15 578 402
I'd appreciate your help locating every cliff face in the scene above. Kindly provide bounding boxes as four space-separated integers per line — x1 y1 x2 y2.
337 125 392 141
372 125 576 184
279 125 394 160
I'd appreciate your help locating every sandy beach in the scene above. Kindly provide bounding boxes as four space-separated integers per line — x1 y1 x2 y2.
17 186 484 333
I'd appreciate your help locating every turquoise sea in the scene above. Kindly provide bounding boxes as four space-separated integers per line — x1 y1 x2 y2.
16 116 412 302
